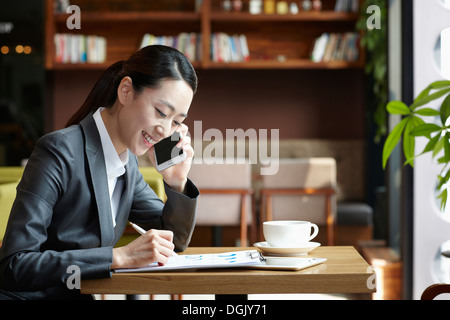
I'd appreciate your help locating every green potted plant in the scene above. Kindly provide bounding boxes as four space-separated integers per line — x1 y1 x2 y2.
383 80 450 210
356 0 388 143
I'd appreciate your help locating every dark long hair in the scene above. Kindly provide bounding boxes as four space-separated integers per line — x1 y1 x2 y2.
66 45 198 127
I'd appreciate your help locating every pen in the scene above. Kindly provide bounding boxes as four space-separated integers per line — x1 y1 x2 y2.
129 222 178 256
130 222 147 235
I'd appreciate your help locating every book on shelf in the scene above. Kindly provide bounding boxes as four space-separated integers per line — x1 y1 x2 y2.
54 34 106 64
140 33 202 63
334 0 359 13
210 33 249 63
311 32 359 63
53 0 71 14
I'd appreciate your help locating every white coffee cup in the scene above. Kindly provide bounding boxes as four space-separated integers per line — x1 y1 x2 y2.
263 220 319 248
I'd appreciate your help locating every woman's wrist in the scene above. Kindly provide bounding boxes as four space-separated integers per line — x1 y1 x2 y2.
166 178 187 194
111 247 125 269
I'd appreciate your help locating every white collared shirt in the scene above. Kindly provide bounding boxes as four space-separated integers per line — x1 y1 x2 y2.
93 107 129 227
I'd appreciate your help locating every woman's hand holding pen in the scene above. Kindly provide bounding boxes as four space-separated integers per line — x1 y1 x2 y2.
111 228 175 269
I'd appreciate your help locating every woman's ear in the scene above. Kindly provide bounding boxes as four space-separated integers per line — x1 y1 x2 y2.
117 76 133 106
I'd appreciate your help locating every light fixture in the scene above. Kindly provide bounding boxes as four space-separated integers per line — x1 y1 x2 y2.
15 45 24 54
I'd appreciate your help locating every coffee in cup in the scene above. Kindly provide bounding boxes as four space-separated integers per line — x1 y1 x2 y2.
263 220 319 247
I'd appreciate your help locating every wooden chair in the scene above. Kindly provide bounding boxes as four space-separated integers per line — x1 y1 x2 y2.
421 284 450 300
260 158 337 246
188 159 255 246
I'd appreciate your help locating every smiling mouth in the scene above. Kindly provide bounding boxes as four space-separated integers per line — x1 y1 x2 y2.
142 131 158 145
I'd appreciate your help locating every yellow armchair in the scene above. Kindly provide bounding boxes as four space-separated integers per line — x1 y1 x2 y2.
0 167 24 184
0 166 165 247
0 167 23 246
138 167 165 201
115 167 165 247
0 182 18 245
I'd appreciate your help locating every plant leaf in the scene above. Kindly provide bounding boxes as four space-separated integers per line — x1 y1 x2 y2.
406 134 443 166
438 155 447 164
410 88 450 111
437 188 448 212
403 116 425 167
414 108 440 116
440 94 450 125
386 101 411 115
413 81 450 106
433 136 445 159
382 117 408 168
410 123 442 137
422 133 442 154
429 80 450 89
415 86 431 103
444 132 450 163
403 118 414 166
436 168 450 190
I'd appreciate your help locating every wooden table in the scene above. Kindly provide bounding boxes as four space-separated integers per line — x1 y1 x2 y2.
81 246 375 296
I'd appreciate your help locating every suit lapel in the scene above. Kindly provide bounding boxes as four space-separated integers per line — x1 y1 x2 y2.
80 114 115 247
113 164 132 243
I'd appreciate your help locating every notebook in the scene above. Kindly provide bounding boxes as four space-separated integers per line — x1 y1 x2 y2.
114 250 326 272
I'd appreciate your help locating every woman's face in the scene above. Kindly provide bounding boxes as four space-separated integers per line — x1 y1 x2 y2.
117 78 193 156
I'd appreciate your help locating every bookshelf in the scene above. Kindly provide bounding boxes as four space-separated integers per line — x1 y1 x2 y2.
45 0 364 70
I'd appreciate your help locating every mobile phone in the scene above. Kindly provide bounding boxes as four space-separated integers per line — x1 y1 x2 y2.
153 131 186 172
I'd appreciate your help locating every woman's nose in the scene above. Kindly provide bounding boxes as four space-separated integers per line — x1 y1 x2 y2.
155 123 171 139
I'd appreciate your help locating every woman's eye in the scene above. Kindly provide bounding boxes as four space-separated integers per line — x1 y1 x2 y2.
173 120 181 127
156 109 166 118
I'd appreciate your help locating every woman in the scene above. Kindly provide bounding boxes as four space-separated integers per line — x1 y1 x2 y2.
0 45 199 299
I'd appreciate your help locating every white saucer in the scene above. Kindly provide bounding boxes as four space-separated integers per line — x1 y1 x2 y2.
253 241 321 256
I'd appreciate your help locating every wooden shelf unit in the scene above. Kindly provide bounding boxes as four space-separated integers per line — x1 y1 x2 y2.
45 0 364 70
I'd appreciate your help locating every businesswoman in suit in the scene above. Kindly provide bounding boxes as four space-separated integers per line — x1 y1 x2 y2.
0 45 199 299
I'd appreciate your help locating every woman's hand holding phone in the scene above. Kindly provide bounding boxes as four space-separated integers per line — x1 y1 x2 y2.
148 124 193 194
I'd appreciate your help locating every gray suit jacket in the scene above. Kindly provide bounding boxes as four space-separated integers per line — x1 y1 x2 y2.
0 114 198 299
